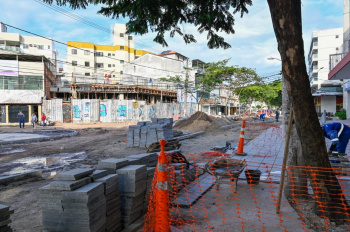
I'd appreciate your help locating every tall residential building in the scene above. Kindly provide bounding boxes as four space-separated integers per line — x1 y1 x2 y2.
308 28 343 90
66 23 150 84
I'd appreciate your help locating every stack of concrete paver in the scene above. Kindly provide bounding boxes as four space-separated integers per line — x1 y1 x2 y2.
127 153 158 167
95 173 122 232
0 204 14 232
143 167 156 212
116 165 147 226
97 158 129 174
40 168 108 232
127 118 174 148
62 182 106 232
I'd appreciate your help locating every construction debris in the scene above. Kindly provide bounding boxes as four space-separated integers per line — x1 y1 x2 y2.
127 118 174 148
147 139 181 153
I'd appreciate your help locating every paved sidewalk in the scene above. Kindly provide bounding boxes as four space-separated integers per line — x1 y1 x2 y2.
229 126 284 182
228 122 350 200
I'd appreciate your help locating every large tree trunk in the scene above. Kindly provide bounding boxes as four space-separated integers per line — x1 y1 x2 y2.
282 79 308 199
267 0 350 222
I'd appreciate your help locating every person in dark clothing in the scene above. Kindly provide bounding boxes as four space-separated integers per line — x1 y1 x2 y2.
322 122 350 154
275 110 280 122
17 111 25 128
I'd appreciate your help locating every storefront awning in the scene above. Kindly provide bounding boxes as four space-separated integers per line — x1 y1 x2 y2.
329 52 350 80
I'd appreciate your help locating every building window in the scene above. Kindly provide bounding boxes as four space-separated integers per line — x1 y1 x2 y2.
72 61 77 66
113 64 115 67
108 64 111 67
23 44 29 49
336 47 339 51
85 73 90 76
120 33 124 37
113 75 115 77
120 60 124 64
108 53 111 56
96 63 104 68
85 61 90 67
72 49 77 54
112 54 115 56
48 45 50 49
38 45 44 50
336 35 339 38
84 50 90 55
120 46 124 50
94 52 103 57
128 36 132 40
0 76 42 90
120 71 123 74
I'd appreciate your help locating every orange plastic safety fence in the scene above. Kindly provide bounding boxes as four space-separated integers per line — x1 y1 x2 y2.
142 122 350 231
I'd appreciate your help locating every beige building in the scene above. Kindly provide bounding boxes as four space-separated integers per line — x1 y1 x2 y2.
0 23 58 73
66 24 150 84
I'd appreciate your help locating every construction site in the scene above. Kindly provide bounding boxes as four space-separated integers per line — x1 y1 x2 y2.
0 112 349 232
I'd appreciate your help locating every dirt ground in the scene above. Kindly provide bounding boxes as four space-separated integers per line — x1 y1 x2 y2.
0 115 282 231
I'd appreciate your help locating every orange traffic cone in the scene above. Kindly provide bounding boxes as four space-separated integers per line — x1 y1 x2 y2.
235 120 247 156
155 139 171 232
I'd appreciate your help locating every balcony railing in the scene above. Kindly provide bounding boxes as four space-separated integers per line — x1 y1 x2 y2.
0 45 23 53
329 52 347 71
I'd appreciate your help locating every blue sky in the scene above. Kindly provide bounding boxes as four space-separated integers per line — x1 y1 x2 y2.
0 0 344 77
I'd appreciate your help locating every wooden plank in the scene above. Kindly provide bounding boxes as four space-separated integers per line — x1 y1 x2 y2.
172 173 215 207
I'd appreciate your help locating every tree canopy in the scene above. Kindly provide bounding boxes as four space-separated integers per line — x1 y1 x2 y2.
43 0 252 48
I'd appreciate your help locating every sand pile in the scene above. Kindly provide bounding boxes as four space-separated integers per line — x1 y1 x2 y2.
174 112 219 133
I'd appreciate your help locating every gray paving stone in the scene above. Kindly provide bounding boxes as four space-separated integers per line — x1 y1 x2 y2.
90 170 108 181
54 168 95 181
49 177 91 191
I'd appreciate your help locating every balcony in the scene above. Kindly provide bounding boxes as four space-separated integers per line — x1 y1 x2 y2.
0 45 23 54
329 52 347 71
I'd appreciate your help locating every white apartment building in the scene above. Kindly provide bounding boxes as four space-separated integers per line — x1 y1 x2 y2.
308 28 343 89
66 23 149 84
0 23 58 73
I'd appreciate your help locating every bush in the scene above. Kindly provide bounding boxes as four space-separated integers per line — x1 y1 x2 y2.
335 109 347 120
256 105 261 109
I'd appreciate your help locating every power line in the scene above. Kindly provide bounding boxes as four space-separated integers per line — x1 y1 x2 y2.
33 0 163 54
2 23 185 76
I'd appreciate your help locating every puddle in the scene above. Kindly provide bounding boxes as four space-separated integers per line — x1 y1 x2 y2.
0 151 87 176
0 148 26 155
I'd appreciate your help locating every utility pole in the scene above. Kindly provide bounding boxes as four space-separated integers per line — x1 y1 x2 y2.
184 59 188 117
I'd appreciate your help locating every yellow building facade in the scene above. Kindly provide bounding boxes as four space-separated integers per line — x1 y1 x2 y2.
66 24 150 84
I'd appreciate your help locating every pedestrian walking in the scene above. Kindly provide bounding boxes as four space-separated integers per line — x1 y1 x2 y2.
41 113 46 127
31 113 37 128
322 122 350 154
17 111 25 128
275 109 279 122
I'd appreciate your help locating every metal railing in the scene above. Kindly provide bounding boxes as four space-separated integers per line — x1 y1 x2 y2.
329 52 347 71
0 45 23 53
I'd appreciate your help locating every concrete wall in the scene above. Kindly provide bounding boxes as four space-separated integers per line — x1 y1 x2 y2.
321 95 337 113
42 99 63 122
54 99 197 123
0 90 42 104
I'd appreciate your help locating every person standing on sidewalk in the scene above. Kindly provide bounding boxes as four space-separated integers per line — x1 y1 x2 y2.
17 111 25 128
41 113 46 127
275 109 280 122
31 113 37 128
